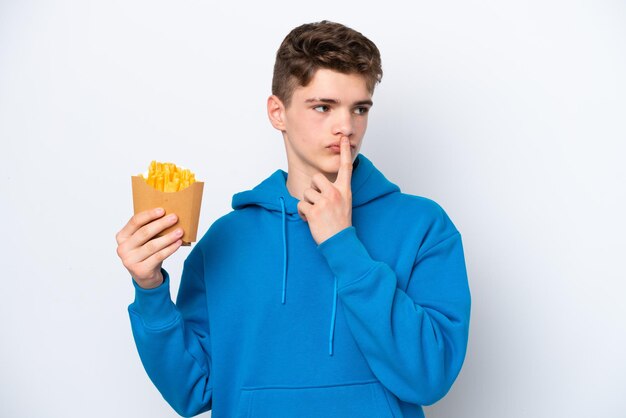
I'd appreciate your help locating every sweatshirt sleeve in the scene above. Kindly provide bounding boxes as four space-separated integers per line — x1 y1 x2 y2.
317 214 471 406
128 250 213 417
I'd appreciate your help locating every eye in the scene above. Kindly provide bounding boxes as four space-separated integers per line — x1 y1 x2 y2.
353 106 370 115
313 105 330 113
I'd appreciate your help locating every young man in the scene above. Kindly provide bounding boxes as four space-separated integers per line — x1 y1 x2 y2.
116 21 470 418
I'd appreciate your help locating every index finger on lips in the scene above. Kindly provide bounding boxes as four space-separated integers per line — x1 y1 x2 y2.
116 208 165 244
335 136 353 188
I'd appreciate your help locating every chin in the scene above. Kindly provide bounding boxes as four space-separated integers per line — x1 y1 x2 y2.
317 158 341 175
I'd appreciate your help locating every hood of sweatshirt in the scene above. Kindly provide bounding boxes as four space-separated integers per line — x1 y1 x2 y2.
230 154 400 356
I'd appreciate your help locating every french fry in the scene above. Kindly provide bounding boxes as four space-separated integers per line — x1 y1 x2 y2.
140 160 196 192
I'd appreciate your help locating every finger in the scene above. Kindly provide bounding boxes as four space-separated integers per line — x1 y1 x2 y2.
297 201 311 222
335 136 353 188
128 213 179 249
116 208 165 244
138 238 184 272
309 173 332 194
302 187 322 205
127 227 184 265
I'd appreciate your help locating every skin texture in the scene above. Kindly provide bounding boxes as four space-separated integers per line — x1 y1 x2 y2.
267 69 373 244
116 68 374 288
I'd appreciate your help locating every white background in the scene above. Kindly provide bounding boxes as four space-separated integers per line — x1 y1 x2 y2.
1 1 625 417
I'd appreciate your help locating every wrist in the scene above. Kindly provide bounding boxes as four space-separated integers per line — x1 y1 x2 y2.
130 270 178 328
318 226 378 287
318 223 352 245
134 270 164 290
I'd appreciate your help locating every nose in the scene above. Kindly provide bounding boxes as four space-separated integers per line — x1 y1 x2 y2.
331 109 354 138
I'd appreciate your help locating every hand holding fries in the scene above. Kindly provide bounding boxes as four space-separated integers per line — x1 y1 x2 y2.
132 161 204 245
116 208 184 289
117 161 203 288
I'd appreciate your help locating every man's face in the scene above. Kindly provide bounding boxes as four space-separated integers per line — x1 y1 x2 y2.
278 69 373 178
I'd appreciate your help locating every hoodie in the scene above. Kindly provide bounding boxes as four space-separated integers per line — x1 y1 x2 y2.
128 154 471 418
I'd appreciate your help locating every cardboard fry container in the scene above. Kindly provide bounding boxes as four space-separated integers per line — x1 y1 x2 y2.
131 176 204 245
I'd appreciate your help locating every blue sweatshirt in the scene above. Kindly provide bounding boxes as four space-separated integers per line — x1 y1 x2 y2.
128 154 471 418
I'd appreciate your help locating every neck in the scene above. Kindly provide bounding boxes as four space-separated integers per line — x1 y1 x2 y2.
285 165 337 201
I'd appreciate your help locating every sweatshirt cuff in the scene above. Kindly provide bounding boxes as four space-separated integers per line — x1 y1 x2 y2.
317 226 379 289
130 269 179 328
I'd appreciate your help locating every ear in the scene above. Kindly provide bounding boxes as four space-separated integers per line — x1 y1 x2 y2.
267 95 287 131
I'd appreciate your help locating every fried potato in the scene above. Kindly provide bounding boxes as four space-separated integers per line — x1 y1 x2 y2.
141 161 196 192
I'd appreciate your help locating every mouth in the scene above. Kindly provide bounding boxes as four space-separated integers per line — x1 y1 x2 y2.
327 143 356 151
327 145 353 154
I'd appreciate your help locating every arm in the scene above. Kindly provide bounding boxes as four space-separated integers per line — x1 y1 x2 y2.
318 222 471 406
116 209 212 416
296 139 470 404
128 248 213 417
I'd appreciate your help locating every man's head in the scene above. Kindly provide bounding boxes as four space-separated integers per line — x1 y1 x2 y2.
272 20 383 108
268 21 382 183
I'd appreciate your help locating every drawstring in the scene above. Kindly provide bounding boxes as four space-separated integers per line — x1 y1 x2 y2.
279 196 336 356
329 276 338 356
279 197 287 304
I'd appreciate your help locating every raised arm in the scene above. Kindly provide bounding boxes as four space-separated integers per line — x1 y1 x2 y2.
318 215 471 405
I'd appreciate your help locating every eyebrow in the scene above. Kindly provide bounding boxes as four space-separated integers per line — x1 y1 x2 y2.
304 97 374 107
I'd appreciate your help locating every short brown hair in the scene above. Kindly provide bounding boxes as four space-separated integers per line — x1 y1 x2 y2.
272 20 383 107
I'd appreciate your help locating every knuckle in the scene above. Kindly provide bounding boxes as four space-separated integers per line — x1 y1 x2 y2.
138 225 153 242
144 239 158 255
121 257 134 271
117 243 133 261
